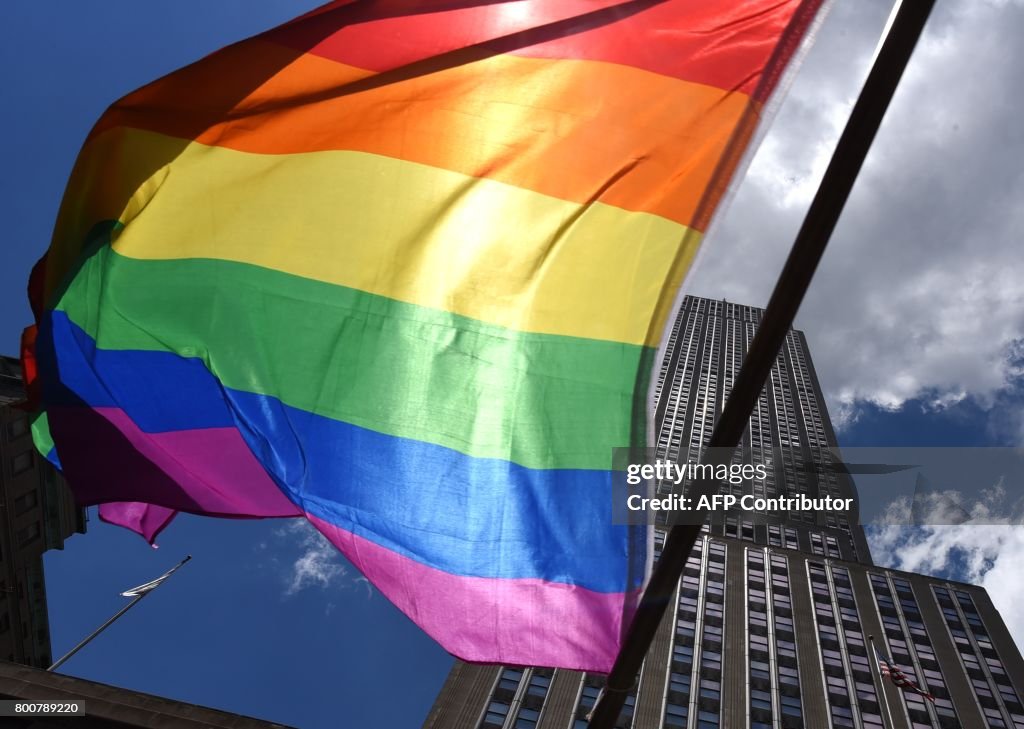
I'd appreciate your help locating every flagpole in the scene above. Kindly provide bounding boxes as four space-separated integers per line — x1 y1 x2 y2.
48 555 192 672
587 0 934 726
869 635 898 729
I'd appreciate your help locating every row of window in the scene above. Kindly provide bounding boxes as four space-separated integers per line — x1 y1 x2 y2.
651 300 689 410
870 573 956 728
665 536 721 728
814 564 885 728
655 309 703 461
708 517 858 565
933 586 1024 729
747 549 805 728
481 667 554 729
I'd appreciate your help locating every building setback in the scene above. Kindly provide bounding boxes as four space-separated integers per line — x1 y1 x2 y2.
423 297 1024 729
0 355 87 668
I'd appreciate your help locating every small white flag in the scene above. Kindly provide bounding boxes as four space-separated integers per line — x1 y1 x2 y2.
120 555 191 597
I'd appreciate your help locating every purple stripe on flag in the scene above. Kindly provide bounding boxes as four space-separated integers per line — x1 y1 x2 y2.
50 406 301 526
99 502 178 544
307 513 640 672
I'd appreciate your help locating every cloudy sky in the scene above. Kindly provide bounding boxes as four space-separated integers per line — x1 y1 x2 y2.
693 0 1024 429
2 1 1023 727
689 0 1024 658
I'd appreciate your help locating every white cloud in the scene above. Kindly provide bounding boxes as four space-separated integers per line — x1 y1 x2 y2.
687 0 1024 429
277 520 348 596
868 486 1024 645
261 520 373 601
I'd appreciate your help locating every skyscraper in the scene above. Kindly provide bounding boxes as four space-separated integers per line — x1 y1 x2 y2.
423 297 1024 729
0 355 87 668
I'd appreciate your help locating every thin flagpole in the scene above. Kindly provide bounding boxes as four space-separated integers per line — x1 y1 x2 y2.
869 635 898 729
48 555 192 672
587 0 935 726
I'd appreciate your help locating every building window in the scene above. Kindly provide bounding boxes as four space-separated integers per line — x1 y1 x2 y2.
14 490 38 516
12 450 33 475
673 644 693 666
664 702 687 727
526 674 550 697
7 416 29 440
669 671 690 695
751 688 772 710
696 709 719 729
482 701 509 728
497 668 523 692
699 679 721 701
579 684 601 710
16 523 40 547
780 694 802 717
513 707 539 729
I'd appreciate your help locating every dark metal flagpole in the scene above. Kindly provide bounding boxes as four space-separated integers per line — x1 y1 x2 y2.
48 555 192 672
587 1 934 726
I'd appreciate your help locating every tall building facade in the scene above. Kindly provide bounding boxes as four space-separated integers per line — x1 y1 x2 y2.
423 297 1024 729
650 296 871 562
0 355 87 668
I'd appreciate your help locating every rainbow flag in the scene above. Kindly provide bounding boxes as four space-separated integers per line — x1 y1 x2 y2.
25 0 823 671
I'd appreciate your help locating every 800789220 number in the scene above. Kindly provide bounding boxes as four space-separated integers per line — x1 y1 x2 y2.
0 701 85 716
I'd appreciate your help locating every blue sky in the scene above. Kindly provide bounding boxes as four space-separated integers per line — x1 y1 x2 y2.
3 2 1023 728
